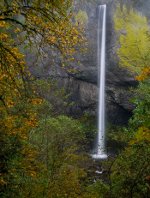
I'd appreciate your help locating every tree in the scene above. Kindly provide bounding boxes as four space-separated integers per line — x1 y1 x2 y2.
108 6 150 198
114 6 150 77
30 114 88 197
75 10 88 26
0 1 85 196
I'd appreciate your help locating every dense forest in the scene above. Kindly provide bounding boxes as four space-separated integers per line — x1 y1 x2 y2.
0 0 150 197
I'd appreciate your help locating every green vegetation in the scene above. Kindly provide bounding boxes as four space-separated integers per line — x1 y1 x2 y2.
75 10 88 26
103 5 150 198
0 1 87 197
114 6 150 75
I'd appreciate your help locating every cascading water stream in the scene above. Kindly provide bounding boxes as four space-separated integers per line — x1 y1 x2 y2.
92 4 107 159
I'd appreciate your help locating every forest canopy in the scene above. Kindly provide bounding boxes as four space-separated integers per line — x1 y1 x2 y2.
0 1 87 197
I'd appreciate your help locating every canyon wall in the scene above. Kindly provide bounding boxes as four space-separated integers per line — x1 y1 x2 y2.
27 0 138 125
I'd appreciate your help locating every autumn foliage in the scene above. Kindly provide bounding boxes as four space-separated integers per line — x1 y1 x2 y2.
0 0 87 197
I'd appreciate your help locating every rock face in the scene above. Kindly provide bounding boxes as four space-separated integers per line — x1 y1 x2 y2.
64 0 137 125
27 0 137 125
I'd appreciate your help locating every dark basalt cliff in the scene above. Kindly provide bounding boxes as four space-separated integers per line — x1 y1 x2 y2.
27 0 138 125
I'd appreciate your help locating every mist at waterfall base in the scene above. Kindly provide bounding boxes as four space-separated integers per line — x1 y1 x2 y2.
92 5 107 160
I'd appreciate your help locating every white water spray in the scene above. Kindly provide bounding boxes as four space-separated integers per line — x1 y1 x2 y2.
92 5 107 159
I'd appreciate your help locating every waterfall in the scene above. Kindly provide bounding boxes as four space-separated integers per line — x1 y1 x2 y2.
92 4 107 159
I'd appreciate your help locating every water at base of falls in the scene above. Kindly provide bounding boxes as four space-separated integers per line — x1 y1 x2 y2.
92 153 107 159
92 139 107 159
